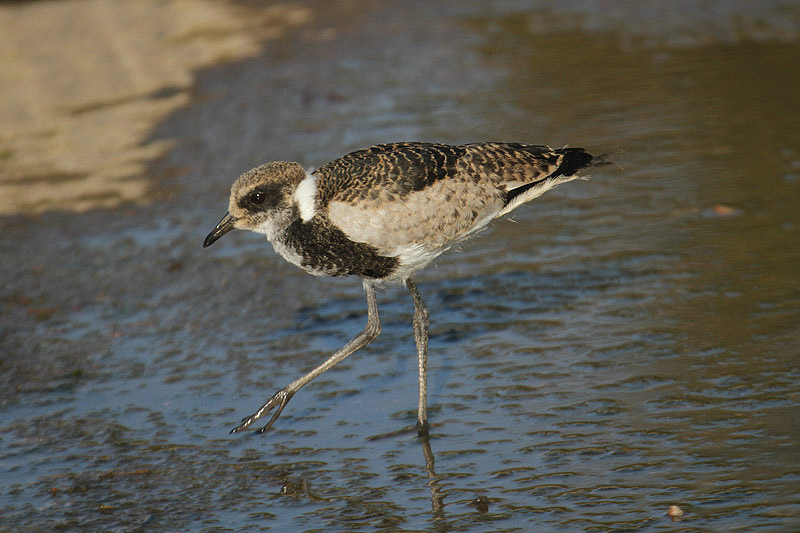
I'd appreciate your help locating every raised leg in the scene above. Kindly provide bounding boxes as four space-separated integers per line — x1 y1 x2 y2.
406 278 430 436
231 279 382 434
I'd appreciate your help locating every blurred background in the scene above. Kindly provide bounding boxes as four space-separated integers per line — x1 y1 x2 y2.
1 0 798 530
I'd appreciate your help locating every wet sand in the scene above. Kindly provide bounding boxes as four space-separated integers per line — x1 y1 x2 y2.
0 0 308 213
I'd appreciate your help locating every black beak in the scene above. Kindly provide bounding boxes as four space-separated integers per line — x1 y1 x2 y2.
203 212 236 247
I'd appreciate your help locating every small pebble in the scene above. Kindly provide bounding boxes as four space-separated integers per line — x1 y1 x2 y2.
469 495 490 513
667 504 684 520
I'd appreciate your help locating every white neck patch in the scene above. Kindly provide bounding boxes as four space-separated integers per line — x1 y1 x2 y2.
293 170 318 222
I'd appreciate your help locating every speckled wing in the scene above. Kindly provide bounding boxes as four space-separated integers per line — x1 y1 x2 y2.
318 142 592 259
459 143 563 189
313 142 466 207
317 143 499 255
459 143 593 216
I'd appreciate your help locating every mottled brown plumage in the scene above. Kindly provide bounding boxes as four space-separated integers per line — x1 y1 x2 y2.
203 141 597 435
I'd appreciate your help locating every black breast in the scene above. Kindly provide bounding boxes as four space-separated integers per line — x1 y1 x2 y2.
283 218 399 279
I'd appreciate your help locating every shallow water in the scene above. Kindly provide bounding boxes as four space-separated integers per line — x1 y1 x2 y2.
1 0 799 531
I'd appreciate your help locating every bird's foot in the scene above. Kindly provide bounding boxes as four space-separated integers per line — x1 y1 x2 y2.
230 387 295 434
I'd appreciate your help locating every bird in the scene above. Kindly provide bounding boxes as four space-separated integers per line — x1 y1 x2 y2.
203 141 599 436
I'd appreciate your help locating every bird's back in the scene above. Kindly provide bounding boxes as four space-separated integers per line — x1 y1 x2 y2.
314 142 593 278
314 142 466 206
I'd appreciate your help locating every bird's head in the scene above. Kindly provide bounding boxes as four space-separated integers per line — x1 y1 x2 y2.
203 161 307 247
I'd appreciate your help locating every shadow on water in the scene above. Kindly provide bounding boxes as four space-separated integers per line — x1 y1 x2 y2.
2 0 800 530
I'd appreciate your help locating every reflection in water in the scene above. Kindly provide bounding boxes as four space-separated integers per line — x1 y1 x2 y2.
279 478 331 502
419 434 445 519
368 427 446 519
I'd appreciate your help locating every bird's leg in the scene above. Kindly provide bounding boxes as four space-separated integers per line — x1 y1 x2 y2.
406 278 430 436
231 279 382 434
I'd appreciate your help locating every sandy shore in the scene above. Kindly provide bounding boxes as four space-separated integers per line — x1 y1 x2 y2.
0 0 310 214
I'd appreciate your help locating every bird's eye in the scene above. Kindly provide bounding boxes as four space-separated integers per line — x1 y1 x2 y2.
249 191 266 205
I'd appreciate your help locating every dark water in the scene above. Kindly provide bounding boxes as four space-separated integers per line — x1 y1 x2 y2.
2 1 799 531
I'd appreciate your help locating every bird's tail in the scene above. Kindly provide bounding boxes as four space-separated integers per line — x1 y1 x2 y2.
498 146 603 216
550 147 595 178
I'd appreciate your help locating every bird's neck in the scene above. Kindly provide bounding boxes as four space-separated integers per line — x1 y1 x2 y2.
254 207 302 244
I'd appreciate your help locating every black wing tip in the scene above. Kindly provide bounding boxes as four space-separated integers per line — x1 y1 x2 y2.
552 148 594 177
552 147 614 177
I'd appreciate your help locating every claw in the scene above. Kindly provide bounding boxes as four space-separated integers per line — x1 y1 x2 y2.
229 388 295 434
228 280 383 436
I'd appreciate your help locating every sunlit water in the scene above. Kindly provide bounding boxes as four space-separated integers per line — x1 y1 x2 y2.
1 1 799 531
